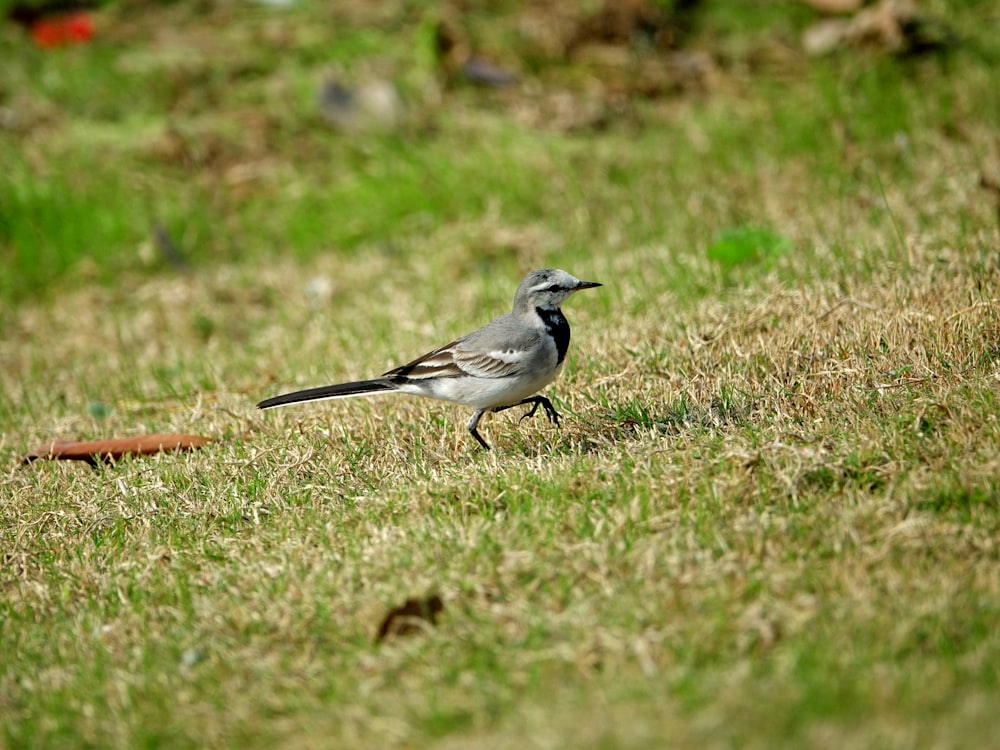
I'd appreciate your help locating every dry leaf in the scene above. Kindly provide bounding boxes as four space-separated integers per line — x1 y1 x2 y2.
376 595 444 642
23 434 209 466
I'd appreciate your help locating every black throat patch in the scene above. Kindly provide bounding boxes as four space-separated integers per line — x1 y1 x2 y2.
537 307 571 365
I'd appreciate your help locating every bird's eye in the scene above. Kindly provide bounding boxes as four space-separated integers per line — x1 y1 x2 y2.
544 284 562 293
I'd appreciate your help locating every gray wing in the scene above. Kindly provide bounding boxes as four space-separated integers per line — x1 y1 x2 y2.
383 314 543 381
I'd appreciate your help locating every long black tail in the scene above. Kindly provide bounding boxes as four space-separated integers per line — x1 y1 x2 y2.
257 379 397 410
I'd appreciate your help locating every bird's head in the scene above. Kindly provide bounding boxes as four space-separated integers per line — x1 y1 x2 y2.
514 269 602 312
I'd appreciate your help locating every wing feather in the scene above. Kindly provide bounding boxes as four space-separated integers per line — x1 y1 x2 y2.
383 315 546 382
384 341 531 381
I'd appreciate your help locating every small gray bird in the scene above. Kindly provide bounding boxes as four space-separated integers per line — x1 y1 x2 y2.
257 269 601 450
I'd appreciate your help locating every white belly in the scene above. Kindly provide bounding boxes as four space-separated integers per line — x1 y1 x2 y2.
398 364 563 410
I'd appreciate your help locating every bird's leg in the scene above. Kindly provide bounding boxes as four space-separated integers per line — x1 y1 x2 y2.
467 408 492 451
493 396 561 427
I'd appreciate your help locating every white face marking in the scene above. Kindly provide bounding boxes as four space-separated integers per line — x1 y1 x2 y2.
525 270 584 307
512 269 599 315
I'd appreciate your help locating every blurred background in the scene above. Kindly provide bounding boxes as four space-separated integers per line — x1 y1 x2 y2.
2 0 995 302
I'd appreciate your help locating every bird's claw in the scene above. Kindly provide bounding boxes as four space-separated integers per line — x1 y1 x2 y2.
519 398 560 426
518 401 540 423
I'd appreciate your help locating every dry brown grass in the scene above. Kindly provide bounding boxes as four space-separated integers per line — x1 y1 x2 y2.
4 203 999 746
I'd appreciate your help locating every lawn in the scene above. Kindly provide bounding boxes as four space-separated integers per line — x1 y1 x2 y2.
2 1 999 748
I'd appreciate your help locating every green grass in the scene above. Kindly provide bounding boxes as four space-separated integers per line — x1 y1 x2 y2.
2 1 1000 748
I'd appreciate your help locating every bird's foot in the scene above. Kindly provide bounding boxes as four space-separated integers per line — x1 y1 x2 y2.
492 396 561 430
517 396 560 426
